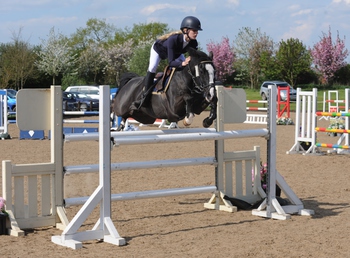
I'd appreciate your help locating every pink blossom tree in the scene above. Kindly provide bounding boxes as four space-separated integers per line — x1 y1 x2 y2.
310 27 349 84
206 37 235 82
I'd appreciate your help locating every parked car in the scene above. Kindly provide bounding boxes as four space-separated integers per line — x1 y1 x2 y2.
0 89 16 111
5 89 17 98
62 93 78 111
68 91 99 111
63 91 99 111
65 85 100 99
7 96 16 111
259 81 297 101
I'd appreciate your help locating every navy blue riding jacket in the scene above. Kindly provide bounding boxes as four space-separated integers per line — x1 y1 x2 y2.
153 34 198 68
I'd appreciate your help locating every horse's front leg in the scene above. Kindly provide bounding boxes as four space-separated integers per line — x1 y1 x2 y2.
183 96 195 126
202 87 217 128
202 96 217 128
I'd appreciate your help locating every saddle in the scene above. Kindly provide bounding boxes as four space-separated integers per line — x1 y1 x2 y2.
153 66 176 93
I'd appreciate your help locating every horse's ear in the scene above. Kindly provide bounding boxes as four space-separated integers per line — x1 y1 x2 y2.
209 51 213 60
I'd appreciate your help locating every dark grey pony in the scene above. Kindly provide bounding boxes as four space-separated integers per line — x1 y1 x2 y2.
112 47 217 130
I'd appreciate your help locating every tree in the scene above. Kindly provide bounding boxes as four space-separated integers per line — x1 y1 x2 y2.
70 18 117 51
127 39 155 76
78 42 105 84
234 27 275 89
310 27 349 85
275 38 312 86
67 21 168 84
206 37 235 82
67 19 118 85
259 50 279 82
114 22 169 46
36 27 77 85
99 39 134 84
334 64 350 85
111 22 169 80
0 29 37 90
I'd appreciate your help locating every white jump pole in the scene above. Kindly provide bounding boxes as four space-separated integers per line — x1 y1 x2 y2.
64 157 216 175
64 128 217 142
65 185 217 207
0 90 9 138
65 128 268 143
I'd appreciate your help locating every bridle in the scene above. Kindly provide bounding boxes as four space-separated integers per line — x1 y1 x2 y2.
186 60 216 94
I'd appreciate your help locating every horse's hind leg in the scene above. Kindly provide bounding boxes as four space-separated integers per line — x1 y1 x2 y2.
110 112 126 131
117 118 127 131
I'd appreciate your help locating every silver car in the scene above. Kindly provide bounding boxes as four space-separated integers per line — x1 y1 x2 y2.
259 81 297 101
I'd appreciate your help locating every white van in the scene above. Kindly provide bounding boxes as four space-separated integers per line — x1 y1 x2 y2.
65 86 100 99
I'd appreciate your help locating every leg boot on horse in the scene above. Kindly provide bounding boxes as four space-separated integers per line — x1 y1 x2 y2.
130 72 155 110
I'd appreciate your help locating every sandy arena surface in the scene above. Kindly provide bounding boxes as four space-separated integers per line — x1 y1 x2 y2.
1 111 350 258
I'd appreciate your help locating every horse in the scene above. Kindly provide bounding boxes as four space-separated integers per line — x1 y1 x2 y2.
112 47 217 130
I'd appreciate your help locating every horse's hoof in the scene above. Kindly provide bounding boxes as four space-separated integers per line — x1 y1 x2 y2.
183 114 194 127
202 118 213 128
116 125 124 131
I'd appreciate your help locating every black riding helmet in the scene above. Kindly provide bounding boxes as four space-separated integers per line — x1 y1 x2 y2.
180 16 202 31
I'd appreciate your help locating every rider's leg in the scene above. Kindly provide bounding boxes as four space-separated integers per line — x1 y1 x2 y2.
131 44 160 110
130 71 156 110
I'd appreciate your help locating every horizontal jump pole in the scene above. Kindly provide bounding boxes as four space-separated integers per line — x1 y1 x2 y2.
315 112 350 117
63 119 99 124
315 127 350 134
246 100 267 103
246 107 267 111
115 128 216 135
64 185 217 207
64 129 269 144
64 157 216 175
316 143 350 149
63 111 99 116
325 100 345 103
64 128 217 141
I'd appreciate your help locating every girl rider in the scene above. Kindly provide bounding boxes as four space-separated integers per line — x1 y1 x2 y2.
130 16 202 110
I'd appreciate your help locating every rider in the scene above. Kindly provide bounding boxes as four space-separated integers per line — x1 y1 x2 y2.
130 16 202 110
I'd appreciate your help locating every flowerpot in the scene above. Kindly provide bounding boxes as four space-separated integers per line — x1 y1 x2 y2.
0 213 8 235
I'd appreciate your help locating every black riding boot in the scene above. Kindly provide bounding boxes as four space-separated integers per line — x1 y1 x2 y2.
130 72 156 110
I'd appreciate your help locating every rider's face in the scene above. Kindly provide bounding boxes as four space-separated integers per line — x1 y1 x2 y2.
187 29 198 40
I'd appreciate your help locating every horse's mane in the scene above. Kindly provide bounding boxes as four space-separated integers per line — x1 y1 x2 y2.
187 47 213 63
119 72 139 89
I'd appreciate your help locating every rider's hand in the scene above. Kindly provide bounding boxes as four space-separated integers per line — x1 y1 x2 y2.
182 56 191 66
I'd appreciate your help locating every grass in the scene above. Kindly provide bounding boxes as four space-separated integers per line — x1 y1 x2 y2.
243 87 347 112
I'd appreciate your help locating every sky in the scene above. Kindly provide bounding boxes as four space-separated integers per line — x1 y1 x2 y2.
1 0 350 60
